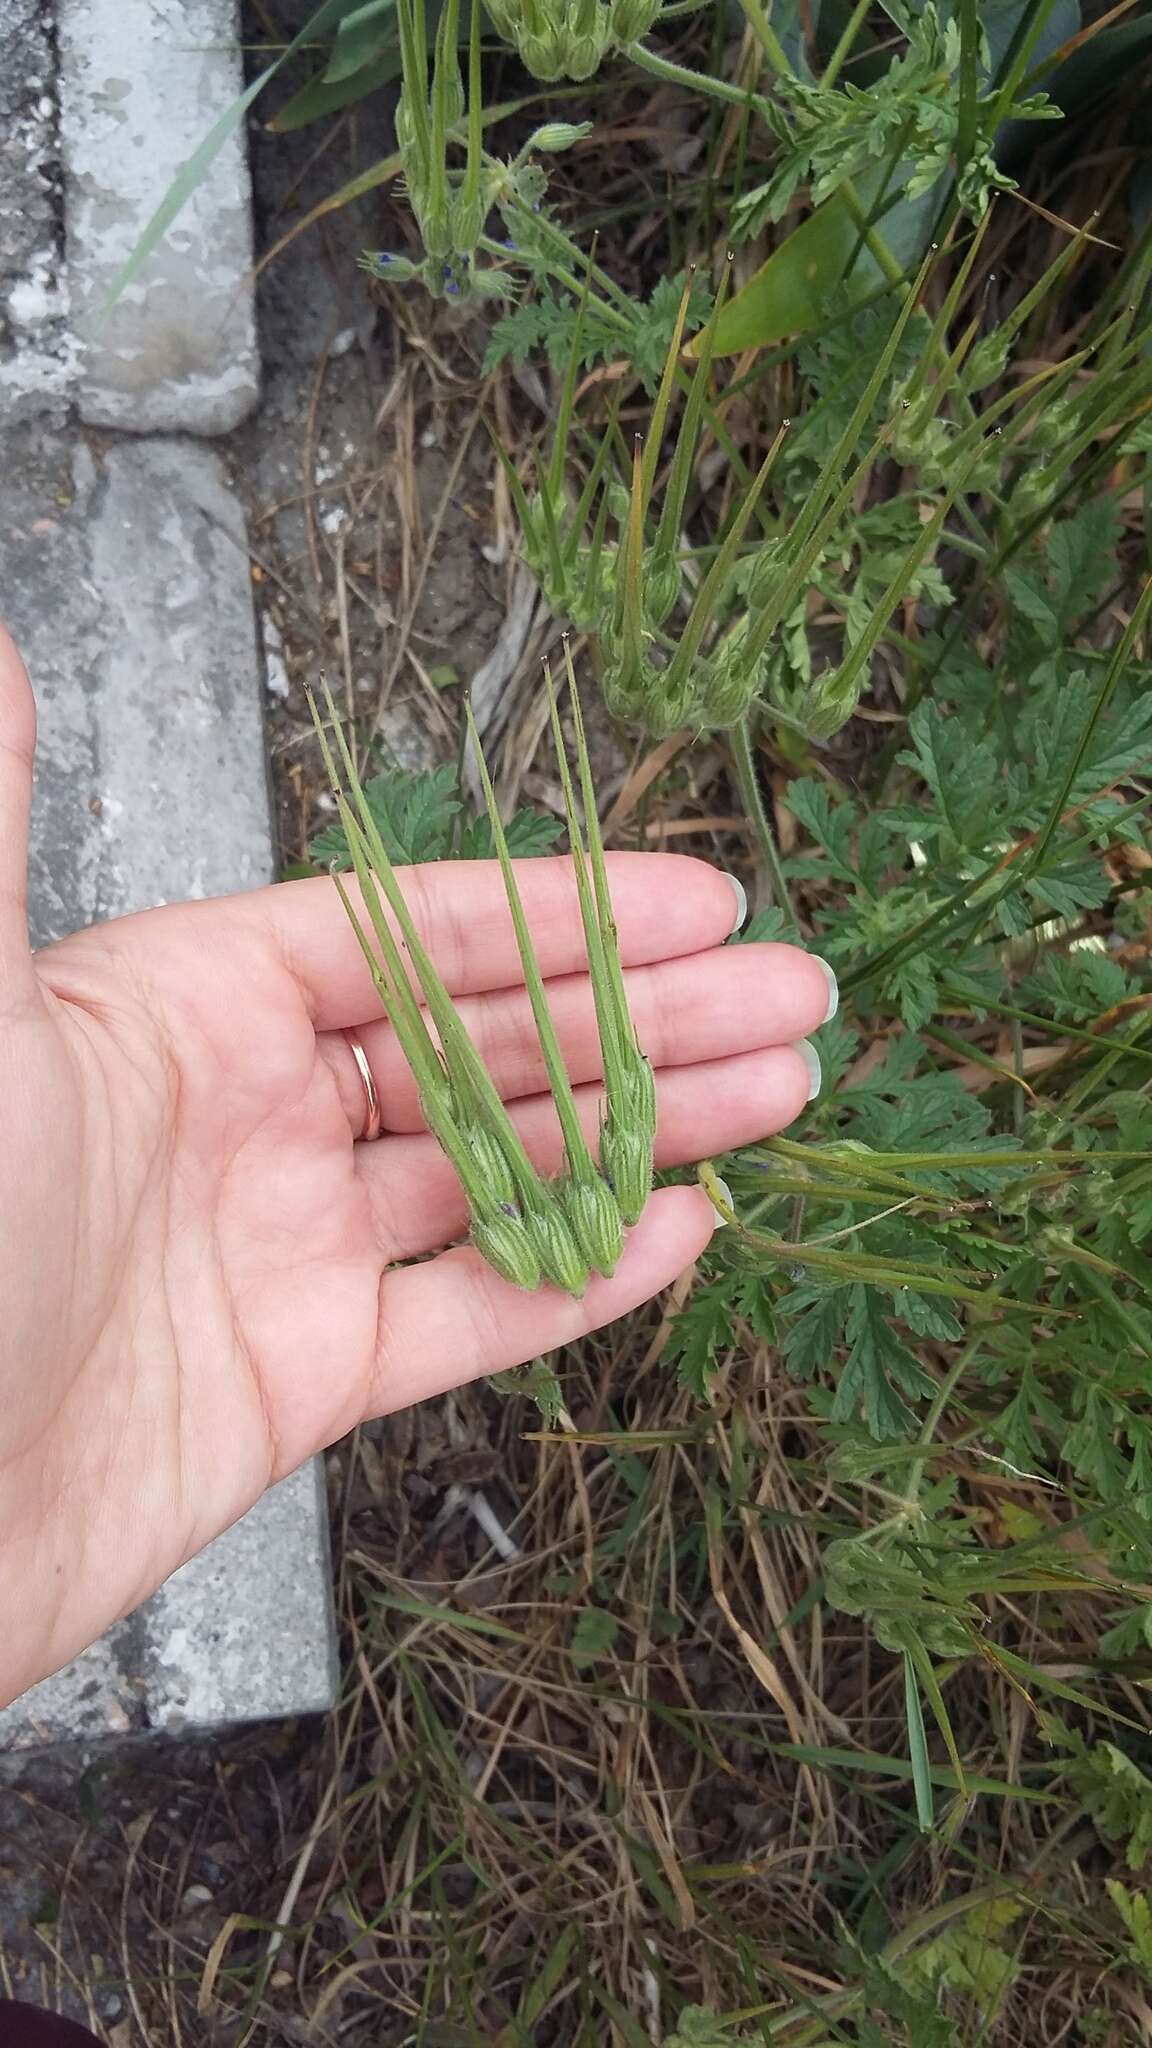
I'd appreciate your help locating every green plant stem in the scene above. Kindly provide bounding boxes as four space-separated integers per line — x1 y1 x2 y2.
730 717 799 934
820 0 871 90
627 40 906 291
732 0 793 76
626 37 770 112
902 1343 981 1513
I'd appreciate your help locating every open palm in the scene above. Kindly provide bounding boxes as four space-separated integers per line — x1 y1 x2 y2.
0 627 831 1705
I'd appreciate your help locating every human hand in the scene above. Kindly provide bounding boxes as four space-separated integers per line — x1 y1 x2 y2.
0 625 833 1702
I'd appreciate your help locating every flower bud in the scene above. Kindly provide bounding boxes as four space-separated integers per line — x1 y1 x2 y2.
561 1170 624 1275
522 119 595 152
361 250 421 284
472 1208 543 1291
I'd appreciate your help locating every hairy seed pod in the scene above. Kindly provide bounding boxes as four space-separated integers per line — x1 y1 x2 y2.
639 667 697 738
472 1209 543 1291
600 642 650 723
613 1051 656 1139
566 29 606 75
451 189 485 254
523 1186 589 1295
699 645 760 727
561 1170 625 1275
609 0 661 38
420 200 454 262
644 552 681 627
601 1123 652 1226
460 1125 520 1208
520 27 566 75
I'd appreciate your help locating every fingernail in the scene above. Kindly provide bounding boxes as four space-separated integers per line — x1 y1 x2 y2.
722 872 747 935
709 1175 733 1228
796 1038 822 1101
812 954 839 1022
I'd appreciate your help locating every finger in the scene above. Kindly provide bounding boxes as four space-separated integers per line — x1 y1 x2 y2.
359 1042 814 1260
223 853 745 1027
322 940 833 1135
368 1185 717 1415
0 625 36 990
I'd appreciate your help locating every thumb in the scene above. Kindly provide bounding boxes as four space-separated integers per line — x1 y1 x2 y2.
0 623 37 984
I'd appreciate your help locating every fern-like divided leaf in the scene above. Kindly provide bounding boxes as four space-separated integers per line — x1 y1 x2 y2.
311 762 562 868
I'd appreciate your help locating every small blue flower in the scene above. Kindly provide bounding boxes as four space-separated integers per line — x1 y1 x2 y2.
374 250 394 265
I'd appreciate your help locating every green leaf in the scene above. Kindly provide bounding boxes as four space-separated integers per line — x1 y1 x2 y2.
311 764 461 867
899 702 1001 853
455 808 564 860
270 49 403 129
325 0 398 81
707 195 884 356
903 1648 935 1831
569 1606 620 1668
783 778 860 882
833 1287 936 1439
1106 1882 1152 1972
729 906 787 945
311 764 561 867
484 273 712 383
1070 1741 1152 1869
666 1281 739 1398
1021 949 1133 1023
781 1284 848 1384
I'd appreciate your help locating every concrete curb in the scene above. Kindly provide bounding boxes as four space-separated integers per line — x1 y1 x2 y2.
0 0 339 1748
58 0 260 434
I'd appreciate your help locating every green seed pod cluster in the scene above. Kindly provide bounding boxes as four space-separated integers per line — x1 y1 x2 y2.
484 0 663 80
308 637 658 1299
381 0 590 303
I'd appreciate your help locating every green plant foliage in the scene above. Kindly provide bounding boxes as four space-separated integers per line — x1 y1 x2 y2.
569 1604 620 1665
310 761 562 868
1069 1741 1152 1871
484 271 715 384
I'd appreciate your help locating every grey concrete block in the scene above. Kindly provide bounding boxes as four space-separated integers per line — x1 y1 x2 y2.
57 0 260 434
0 0 74 420
0 1466 336 1747
0 424 338 1747
24 435 274 936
